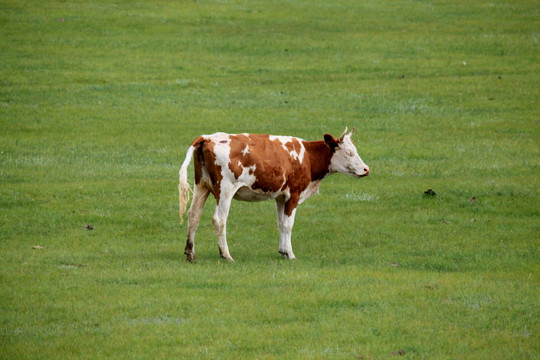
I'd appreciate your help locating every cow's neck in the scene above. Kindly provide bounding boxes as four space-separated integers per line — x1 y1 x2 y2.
303 140 333 181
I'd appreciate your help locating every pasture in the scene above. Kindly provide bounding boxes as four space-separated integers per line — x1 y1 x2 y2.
1 0 538 359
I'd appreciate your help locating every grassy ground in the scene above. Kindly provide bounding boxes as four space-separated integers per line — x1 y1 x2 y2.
1 0 538 359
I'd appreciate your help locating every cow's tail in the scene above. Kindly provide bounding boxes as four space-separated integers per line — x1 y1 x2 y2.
178 145 195 224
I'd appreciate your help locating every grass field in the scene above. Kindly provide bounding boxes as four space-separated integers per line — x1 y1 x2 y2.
1 0 539 359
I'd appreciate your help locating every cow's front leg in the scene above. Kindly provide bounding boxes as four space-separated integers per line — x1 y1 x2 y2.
275 199 298 260
212 190 235 262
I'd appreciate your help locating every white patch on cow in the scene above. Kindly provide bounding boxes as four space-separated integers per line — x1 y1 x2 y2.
204 134 238 192
329 134 369 177
206 132 230 143
238 164 256 183
241 144 250 156
299 180 321 204
269 135 306 164
233 159 256 184
209 134 232 169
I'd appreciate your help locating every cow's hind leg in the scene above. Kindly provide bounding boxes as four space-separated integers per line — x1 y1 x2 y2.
212 187 235 262
185 183 210 261
275 200 297 260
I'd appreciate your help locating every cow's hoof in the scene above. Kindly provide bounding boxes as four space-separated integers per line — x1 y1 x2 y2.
218 248 234 262
279 250 296 260
185 252 196 262
220 253 235 262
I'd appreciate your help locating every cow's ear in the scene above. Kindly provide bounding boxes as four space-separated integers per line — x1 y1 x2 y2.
324 134 339 150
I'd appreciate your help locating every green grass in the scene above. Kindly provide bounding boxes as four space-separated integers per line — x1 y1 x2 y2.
1 0 538 359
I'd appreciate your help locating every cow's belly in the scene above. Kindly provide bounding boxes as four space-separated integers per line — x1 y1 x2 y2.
233 186 277 202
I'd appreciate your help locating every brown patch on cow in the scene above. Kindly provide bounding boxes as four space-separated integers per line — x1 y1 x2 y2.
303 140 333 181
324 133 339 150
192 137 223 203
190 136 205 184
190 136 205 147
285 141 294 153
292 138 303 154
228 134 327 216
228 134 251 179
260 136 309 197
285 193 300 216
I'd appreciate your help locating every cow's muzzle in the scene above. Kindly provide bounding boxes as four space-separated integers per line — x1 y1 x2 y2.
357 167 370 177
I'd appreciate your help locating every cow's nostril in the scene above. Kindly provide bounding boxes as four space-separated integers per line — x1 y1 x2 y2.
364 168 369 173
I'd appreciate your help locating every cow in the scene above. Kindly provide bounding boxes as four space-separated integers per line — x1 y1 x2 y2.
178 128 369 262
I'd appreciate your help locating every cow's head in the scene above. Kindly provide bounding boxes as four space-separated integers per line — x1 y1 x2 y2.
324 128 370 177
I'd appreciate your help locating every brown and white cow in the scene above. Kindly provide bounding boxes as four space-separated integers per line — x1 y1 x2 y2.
178 128 369 261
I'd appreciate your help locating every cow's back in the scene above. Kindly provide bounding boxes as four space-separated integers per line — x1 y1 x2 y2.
197 133 311 199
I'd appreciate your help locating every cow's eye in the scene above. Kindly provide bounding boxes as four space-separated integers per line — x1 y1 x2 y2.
346 150 354 157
